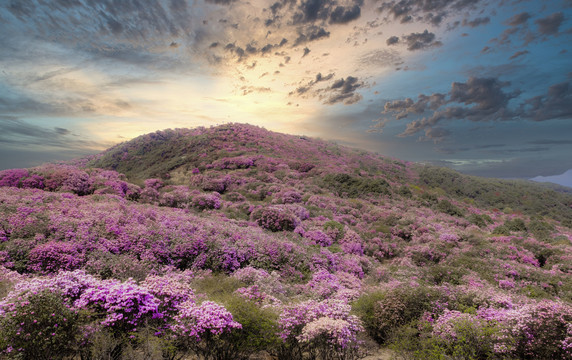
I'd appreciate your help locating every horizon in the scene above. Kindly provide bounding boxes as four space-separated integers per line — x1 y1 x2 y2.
1 0 571 184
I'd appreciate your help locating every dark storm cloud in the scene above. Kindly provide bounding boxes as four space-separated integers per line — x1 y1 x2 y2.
462 17 490 28
377 0 483 26
293 26 330 46
402 30 442 51
535 12 565 35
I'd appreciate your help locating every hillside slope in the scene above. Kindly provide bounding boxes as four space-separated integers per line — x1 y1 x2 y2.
0 123 571 359
88 123 572 226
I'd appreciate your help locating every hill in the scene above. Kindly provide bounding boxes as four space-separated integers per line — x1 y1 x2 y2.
0 123 571 360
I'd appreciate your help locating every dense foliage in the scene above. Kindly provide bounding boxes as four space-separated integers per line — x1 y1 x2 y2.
0 124 571 359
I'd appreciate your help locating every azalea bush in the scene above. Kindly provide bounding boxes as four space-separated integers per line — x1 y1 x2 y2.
278 299 363 360
251 206 300 232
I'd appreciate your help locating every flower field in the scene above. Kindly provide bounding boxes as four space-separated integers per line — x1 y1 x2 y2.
0 124 571 359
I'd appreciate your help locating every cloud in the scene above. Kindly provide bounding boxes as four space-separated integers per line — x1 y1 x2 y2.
378 77 520 137
205 0 238 5
419 127 451 143
358 49 402 68
402 30 442 51
290 72 335 96
293 26 330 46
505 12 531 26
291 0 363 25
377 78 572 139
323 76 364 105
462 17 490 28
386 36 399 45
529 139 572 145
240 86 272 96
54 127 71 135
535 12 565 35
329 5 361 24
509 50 529 59
377 0 483 26
519 81 572 121
0 117 103 152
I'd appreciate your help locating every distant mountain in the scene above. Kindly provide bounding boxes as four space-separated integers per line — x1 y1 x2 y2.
531 169 572 189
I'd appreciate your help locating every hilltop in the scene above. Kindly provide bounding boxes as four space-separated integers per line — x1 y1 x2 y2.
87 123 572 226
0 123 571 359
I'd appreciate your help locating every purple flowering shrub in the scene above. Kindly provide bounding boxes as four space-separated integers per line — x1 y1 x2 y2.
0 169 32 187
192 192 222 211
278 299 363 359
251 206 300 232
28 241 86 273
141 273 195 314
305 230 333 247
172 300 242 359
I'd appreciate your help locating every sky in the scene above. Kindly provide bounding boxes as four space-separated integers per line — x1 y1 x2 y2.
0 0 571 186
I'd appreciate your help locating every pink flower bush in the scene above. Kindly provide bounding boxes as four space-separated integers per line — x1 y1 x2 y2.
251 205 300 231
192 192 222 210
172 300 241 341
279 298 364 356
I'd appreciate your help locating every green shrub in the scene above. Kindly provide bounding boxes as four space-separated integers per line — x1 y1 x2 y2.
492 225 511 236
224 296 281 356
353 287 443 344
436 200 464 217
424 265 467 285
505 218 527 232
419 192 439 205
398 186 412 198
409 319 500 360
322 173 390 198
467 214 492 228
352 291 386 342
191 274 245 302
